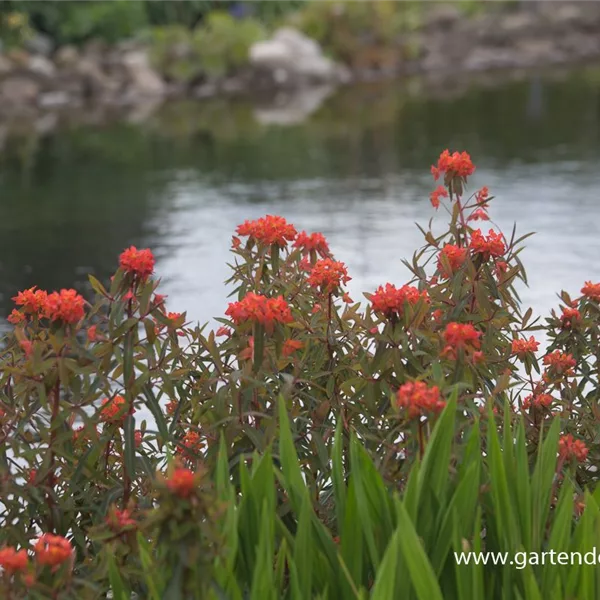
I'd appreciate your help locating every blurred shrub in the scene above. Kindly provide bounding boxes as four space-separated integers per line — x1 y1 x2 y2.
0 11 33 50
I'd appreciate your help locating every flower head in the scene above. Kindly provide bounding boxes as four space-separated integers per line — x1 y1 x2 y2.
44 289 85 324
561 306 581 329
431 150 475 182
437 244 468 278
469 229 505 261
0 546 28 573
558 434 588 463
429 185 448 209
543 351 576 378
166 467 198 498
442 322 481 359
225 293 293 333
581 281 600 302
475 187 489 205
106 507 136 532
119 246 155 279
370 283 428 319
34 534 72 568
178 430 202 456
293 231 330 258
236 215 297 247
7 309 26 325
522 393 553 410
511 336 539 361
468 208 489 221
100 395 129 424
307 259 351 294
282 339 304 357
12 287 48 316
396 381 445 420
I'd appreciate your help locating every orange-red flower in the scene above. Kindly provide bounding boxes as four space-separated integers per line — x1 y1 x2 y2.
558 434 588 463
429 185 448 209
543 351 576 377
44 289 85 324
396 381 446 420
282 339 304 357
34 534 72 568
166 400 178 415
12 287 48 317
87 325 98 342
236 215 297 247
443 322 481 359
293 231 330 258
225 293 293 333
135 430 143 448
0 546 28 572
469 229 505 261
19 340 33 358
106 507 136 532
370 283 428 319
178 430 202 456
437 244 468 278
7 309 25 325
215 326 231 337
119 246 155 279
511 336 539 360
431 150 475 181
307 259 351 294
468 208 489 221
166 467 198 498
99 395 129 423
581 281 600 302
522 393 553 410
475 186 489 204
561 306 581 329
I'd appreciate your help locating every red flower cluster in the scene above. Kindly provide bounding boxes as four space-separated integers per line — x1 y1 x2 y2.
106 507 136 531
522 393 553 410
475 186 489 204
558 434 588 463
370 283 428 319
511 336 539 361
282 339 304 357
236 215 297 247
225 293 293 333
34 534 72 568
437 244 468 278
166 467 198 498
429 185 448 209
396 381 446 420
293 231 330 258
307 259 351 294
468 208 489 222
11 287 85 325
99 395 129 423
561 306 581 329
431 150 475 182
45 289 86 324
469 229 506 261
442 322 482 360
543 351 576 378
119 246 155 279
0 546 28 572
581 281 600 302
178 430 202 456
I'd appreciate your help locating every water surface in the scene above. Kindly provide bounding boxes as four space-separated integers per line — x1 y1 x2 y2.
1 68 600 327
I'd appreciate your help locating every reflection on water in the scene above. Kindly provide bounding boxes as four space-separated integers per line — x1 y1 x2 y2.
0 68 599 326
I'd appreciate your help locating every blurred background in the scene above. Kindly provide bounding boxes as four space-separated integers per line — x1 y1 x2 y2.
0 0 599 327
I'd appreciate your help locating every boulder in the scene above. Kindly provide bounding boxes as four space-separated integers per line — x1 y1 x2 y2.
0 55 13 76
54 45 80 68
0 75 41 106
24 33 54 57
249 27 347 87
121 50 166 97
27 55 56 78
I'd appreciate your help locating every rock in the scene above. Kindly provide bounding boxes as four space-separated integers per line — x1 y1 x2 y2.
38 90 73 109
76 58 119 98
24 33 54 57
0 75 41 106
0 55 13 76
54 45 80 68
27 55 56 78
424 4 462 30
121 50 166 97
249 27 345 86
254 85 334 126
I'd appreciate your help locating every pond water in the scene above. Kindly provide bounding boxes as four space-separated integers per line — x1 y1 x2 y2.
1 68 600 328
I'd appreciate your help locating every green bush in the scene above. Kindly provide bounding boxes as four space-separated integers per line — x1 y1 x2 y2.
1 150 600 597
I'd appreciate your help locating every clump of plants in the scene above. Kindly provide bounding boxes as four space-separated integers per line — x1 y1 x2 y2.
0 150 599 598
